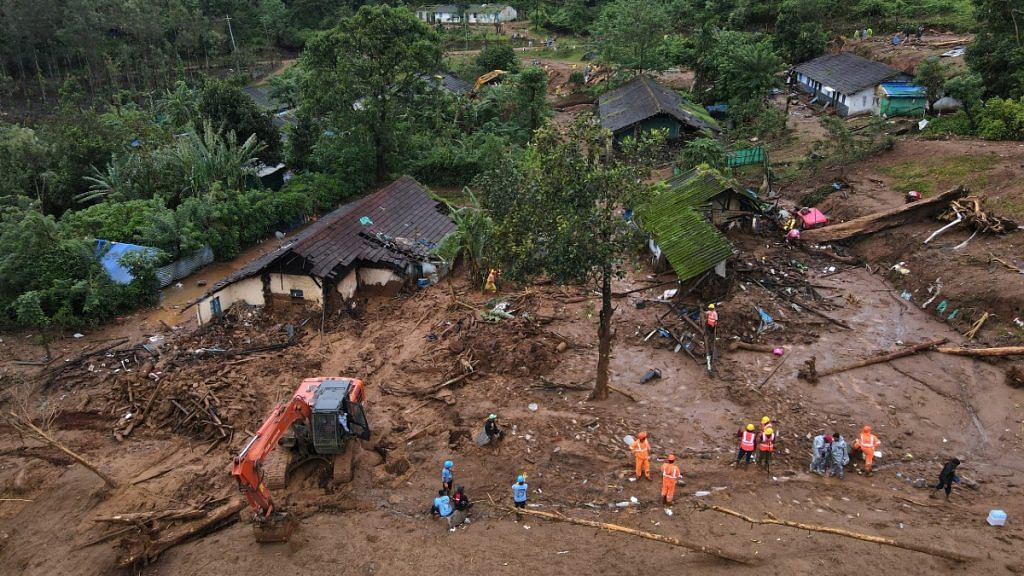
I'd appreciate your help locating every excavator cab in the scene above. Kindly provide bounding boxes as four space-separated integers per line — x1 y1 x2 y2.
311 379 371 455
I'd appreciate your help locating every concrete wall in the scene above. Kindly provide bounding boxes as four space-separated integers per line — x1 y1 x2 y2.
196 276 265 325
336 269 358 300
268 273 322 304
796 73 877 117
359 267 403 287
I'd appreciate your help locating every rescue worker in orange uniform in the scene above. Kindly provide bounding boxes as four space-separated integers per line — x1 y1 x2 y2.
854 425 881 476
757 427 775 470
736 423 757 466
630 432 651 480
703 304 719 341
661 455 682 505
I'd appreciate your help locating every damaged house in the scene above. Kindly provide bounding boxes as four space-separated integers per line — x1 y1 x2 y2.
196 176 455 325
793 52 911 117
638 168 760 280
598 76 720 142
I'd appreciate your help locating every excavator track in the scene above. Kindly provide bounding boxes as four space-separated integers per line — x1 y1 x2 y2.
262 448 289 491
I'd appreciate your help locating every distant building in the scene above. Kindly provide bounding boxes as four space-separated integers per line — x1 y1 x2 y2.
416 4 518 24
597 76 720 142
196 176 455 325
793 52 911 117
875 82 927 117
467 4 518 23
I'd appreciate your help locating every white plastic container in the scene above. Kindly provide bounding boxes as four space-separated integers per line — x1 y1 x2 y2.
987 510 1007 526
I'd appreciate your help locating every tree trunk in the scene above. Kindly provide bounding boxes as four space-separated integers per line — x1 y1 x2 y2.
374 103 388 183
590 263 613 401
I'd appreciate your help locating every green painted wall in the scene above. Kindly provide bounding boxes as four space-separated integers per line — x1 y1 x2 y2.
615 114 681 141
879 96 926 117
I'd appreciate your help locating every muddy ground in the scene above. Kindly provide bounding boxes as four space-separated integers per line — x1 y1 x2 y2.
2 220 1022 575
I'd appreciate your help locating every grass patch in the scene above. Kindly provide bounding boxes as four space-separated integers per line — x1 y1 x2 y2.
987 193 1024 222
877 154 1000 195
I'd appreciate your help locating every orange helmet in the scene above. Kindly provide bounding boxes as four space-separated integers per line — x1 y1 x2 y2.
638 431 648 440
863 425 872 433
667 454 676 462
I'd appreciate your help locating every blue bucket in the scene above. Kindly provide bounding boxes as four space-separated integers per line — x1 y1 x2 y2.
417 278 430 289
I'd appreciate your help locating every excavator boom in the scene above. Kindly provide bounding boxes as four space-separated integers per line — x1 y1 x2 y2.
230 377 367 542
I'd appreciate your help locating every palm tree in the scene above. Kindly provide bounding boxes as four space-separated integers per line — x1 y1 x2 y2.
77 156 133 204
157 80 200 128
173 120 265 198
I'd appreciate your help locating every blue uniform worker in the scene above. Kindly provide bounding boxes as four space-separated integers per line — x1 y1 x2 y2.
512 475 528 518
441 460 454 494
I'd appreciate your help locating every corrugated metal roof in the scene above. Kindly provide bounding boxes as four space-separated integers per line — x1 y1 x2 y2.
598 76 720 135
638 197 732 282
205 176 455 294
794 53 907 95
879 82 926 97
664 167 758 206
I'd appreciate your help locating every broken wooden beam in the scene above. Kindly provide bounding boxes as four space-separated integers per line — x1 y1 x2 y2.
798 339 947 383
118 499 245 568
6 410 120 488
801 186 968 243
485 498 750 564
729 341 777 354
935 346 1024 357
698 502 972 562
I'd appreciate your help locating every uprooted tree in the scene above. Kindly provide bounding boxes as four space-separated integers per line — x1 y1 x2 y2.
476 115 664 400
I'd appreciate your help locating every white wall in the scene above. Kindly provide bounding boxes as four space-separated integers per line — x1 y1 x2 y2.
845 87 876 116
336 269 358 300
268 273 322 304
196 276 265 325
359 267 403 287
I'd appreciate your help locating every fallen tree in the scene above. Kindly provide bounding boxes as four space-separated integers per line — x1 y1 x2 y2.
935 346 1024 357
802 186 968 243
117 499 245 567
698 503 973 563
798 339 948 383
484 498 750 564
6 410 121 488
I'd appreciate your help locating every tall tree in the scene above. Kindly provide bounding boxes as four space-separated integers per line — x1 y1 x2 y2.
301 5 441 183
915 57 949 111
592 0 672 75
967 0 1024 98
944 73 985 129
774 0 828 64
477 115 664 400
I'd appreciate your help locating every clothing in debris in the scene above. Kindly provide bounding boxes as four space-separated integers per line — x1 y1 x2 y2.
932 458 961 497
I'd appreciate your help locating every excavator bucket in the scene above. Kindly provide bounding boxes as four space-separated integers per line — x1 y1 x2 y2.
253 512 296 543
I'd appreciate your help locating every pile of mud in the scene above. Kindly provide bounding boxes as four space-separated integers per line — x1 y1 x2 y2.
449 317 557 376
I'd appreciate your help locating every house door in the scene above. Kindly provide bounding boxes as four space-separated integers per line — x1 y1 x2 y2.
210 296 222 317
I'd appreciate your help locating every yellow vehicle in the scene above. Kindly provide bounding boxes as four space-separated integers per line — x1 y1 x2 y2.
474 69 508 92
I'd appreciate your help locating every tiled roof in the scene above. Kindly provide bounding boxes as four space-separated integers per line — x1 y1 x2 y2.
422 72 473 95
242 86 287 113
469 3 509 13
207 176 455 293
638 197 732 282
794 53 907 95
598 76 720 135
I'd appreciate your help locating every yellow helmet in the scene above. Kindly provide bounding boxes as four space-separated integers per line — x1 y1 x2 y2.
761 416 770 425
746 424 755 431
765 427 774 436
708 303 716 310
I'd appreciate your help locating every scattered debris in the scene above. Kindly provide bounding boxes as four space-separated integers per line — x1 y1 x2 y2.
802 186 968 243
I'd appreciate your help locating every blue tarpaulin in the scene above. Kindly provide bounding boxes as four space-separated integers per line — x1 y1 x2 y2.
95 240 158 284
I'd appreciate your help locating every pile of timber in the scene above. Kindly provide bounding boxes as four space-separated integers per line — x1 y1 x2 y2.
940 196 1018 234
802 186 968 243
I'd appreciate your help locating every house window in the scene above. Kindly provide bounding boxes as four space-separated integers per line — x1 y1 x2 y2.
290 289 304 299
210 296 222 317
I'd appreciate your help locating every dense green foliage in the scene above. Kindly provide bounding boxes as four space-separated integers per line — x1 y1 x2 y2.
966 0 1024 98
592 0 672 74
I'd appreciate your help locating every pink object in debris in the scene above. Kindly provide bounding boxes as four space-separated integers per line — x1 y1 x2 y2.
797 207 829 229
786 228 801 241
773 347 785 356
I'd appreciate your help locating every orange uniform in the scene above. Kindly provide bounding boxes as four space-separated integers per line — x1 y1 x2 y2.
661 461 681 504
855 427 880 474
630 438 651 480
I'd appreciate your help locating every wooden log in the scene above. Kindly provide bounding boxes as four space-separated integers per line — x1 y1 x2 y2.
935 346 1024 357
484 499 750 564
94 508 205 524
698 503 972 563
729 341 776 353
607 384 637 402
798 339 948 383
801 186 968 243
119 499 245 567
758 355 790 389
6 411 120 488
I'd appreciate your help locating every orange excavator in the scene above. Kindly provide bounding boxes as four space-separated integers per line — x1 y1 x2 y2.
231 377 370 542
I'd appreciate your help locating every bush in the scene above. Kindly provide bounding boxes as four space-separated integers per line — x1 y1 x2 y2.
977 97 1024 140
475 43 520 74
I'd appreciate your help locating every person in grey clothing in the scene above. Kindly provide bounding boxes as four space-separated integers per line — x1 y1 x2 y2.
828 433 849 479
810 434 831 475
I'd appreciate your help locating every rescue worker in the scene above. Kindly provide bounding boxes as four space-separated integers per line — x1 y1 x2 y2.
661 455 682 505
810 434 832 475
755 416 776 457
631 432 652 480
828 432 849 479
930 458 961 499
512 474 528 520
484 413 502 443
736 424 756 466
453 485 473 511
853 425 880 476
441 460 454 494
431 489 455 530
484 268 498 292
703 304 719 341
758 427 776 470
